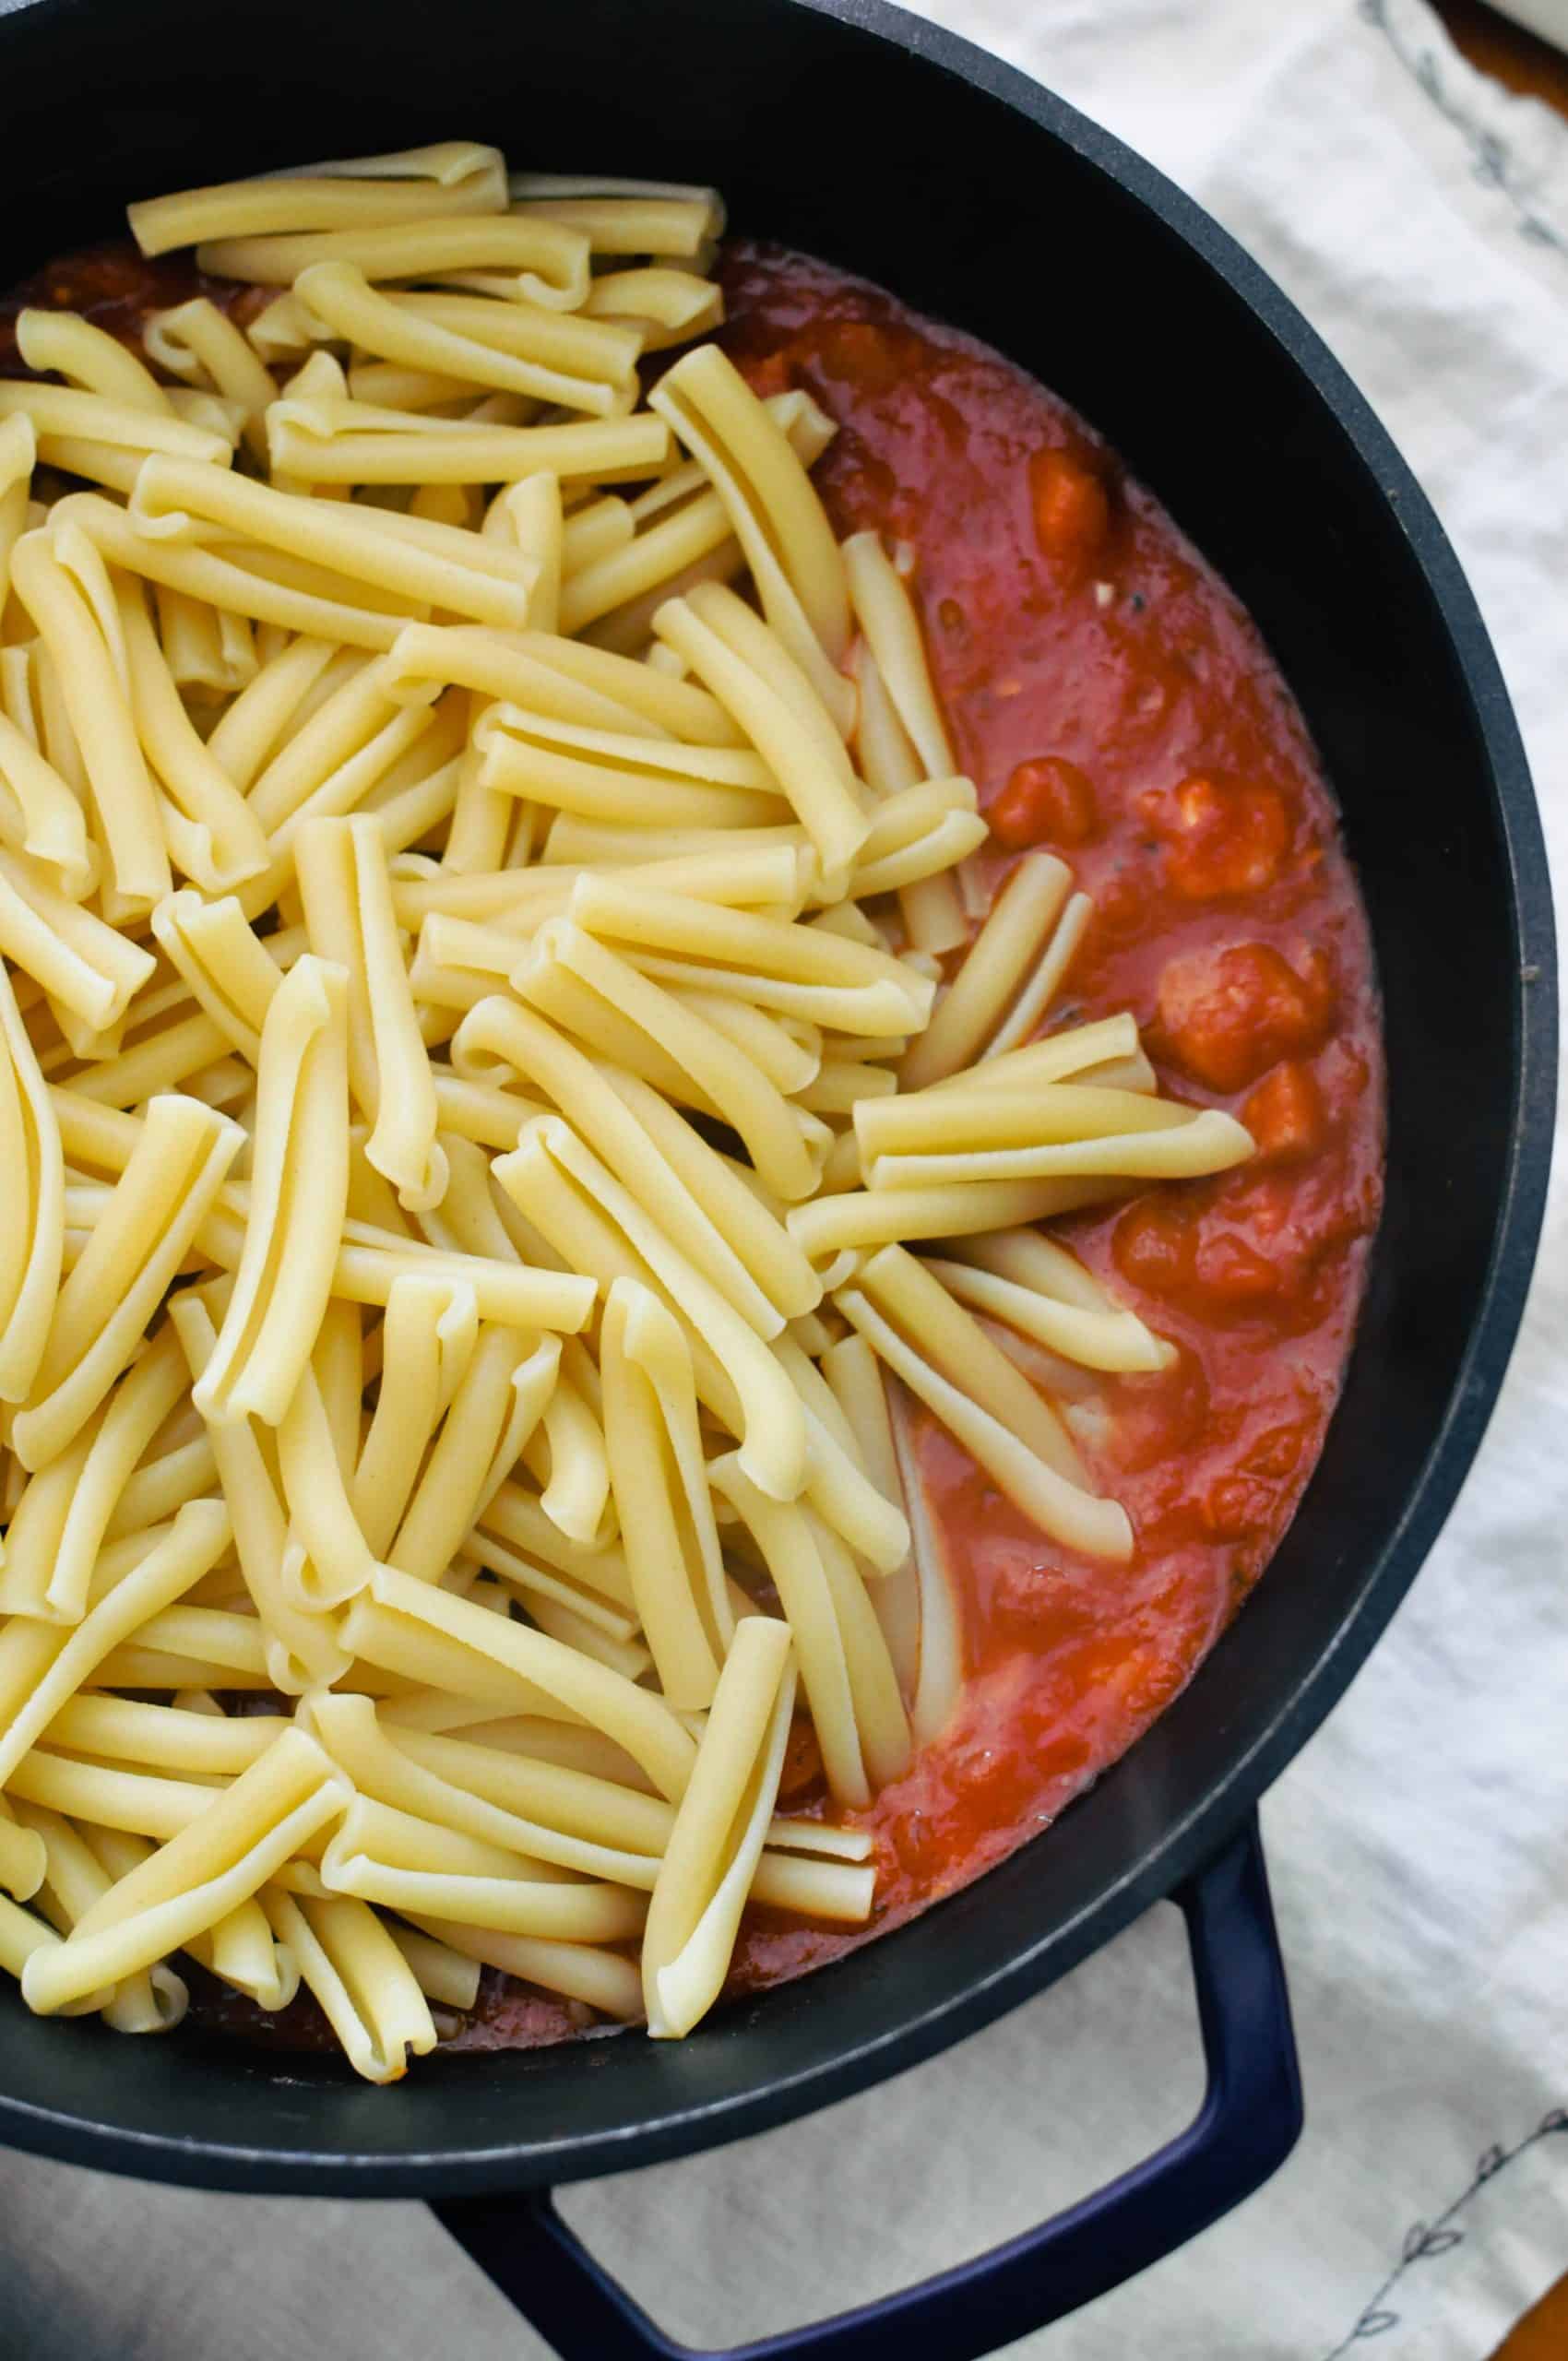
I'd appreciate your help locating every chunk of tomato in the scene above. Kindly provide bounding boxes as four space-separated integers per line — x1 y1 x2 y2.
1157 941 1334 1092
1029 445 1110 566
1242 1061 1326 1166
989 755 1098 849
1139 772 1290 899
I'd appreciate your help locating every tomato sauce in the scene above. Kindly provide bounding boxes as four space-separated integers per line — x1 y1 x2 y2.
0 239 261 377
712 242 1384 1992
0 234 1382 2047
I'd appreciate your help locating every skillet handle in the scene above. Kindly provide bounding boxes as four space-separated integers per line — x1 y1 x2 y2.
432 1813 1301 2361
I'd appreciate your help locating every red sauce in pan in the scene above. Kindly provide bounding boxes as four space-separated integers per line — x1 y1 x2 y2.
0 241 261 374
0 236 1382 2050
711 241 1383 1996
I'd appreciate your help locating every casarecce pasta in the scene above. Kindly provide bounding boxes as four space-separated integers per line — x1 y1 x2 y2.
0 141 1267 2081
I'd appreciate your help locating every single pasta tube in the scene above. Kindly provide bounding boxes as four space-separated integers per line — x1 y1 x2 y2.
130 143 509 255
295 814 445 1208
13 1095 241 1469
641 1616 795 2037
0 962 63 1406
653 583 867 896
19 1726 350 2017
899 852 1092 1089
601 1279 731 1710
194 955 350 1428
833 1275 1133 1563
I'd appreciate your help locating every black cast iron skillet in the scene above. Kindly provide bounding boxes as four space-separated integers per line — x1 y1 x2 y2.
0 1 1553 2353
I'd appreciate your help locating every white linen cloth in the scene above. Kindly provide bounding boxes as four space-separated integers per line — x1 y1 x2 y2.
2 5 1564 2356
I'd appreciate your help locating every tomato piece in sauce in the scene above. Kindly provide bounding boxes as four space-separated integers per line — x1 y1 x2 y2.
1029 445 1112 568
989 754 1099 849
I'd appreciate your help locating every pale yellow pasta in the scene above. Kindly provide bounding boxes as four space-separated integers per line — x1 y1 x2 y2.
261 1886 436 2083
168 1291 351 1694
0 963 62 1406
295 814 444 1207
845 1246 1087 1482
56 490 410 653
519 919 827 1201
400 290 640 387
29 1327 188 1624
900 853 1091 1089
474 704 783 831
152 587 256 703
270 398 670 489
0 1497 231 1789
651 346 849 713
862 1086 1253 1192
344 1563 696 1798
0 721 90 908
0 141 1275 2075
115 580 270 890
104 1431 218 1537
205 634 339 788
384 1919 482 2011
596 1062 820 1323
567 872 932 1038
0 1889 89 2003
289 264 626 418
0 1796 46 1904
319 1794 647 1942
928 1232 1175 1374
833 1276 1133 1563
312 1694 659 1891
129 457 534 633
142 299 278 464
130 144 508 256
511 184 720 256
8 528 171 915
523 1362 610 1548
17 1802 188 2034
14 1096 240 1469
654 584 868 894
8 1752 228 1842
193 956 348 1426
20 1726 349 2016
453 996 788 1341
851 636 968 955
600 1280 731 1711
496 1116 806 1503
821 1331 961 1746
379 623 658 736
351 1274 477 1556
708 1456 869 1808
404 1910 642 2018
585 266 723 347
148 888 282 1065
841 531 955 776
0 415 35 623
275 1345 377 1608
44 1694 285 1776
641 1615 793 2037
474 1480 635 1612
16 308 172 414
787 1174 1122 1263
384 1327 558 1582
196 216 592 311
0 382 232 466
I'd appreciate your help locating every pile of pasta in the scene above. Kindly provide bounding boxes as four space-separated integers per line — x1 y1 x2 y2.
0 143 1253 2079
